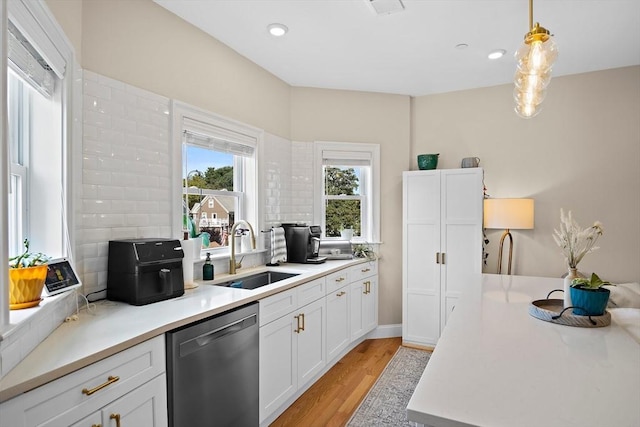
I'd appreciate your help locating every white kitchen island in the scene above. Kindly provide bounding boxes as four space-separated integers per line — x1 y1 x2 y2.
407 274 640 427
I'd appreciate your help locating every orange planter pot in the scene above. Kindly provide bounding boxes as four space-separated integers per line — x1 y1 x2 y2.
9 265 48 309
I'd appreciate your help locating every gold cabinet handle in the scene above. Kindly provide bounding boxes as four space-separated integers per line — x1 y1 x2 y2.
361 268 370 273
363 281 371 294
294 313 305 333
91 424 102 427
82 376 120 396
436 252 440 264
335 277 345 282
110 413 121 427
441 252 446 264
336 291 346 297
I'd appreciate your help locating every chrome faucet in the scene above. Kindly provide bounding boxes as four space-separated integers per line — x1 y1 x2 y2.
229 220 256 274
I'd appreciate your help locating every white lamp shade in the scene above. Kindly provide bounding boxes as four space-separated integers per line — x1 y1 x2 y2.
484 198 535 230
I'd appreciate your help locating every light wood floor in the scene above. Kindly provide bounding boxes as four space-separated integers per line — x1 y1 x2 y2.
270 337 402 427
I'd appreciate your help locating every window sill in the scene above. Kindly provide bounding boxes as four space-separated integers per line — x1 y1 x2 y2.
0 291 76 379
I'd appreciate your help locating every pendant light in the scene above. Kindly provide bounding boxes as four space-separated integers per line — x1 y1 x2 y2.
513 0 558 118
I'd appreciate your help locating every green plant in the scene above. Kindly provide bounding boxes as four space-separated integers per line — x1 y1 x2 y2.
9 239 50 268
571 273 610 290
352 243 377 260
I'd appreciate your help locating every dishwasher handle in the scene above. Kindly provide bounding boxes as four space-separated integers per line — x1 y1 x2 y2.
179 313 257 358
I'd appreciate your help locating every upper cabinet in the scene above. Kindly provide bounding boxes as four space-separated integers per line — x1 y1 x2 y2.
402 169 483 347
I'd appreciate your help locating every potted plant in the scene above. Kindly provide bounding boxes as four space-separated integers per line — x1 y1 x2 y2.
552 209 604 308
8 239 50 309
570 273 611 316
352 243 377 260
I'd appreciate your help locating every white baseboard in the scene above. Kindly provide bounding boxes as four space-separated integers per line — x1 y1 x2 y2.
368 323 401 339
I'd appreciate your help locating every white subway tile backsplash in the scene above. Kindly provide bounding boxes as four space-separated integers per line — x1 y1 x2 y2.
83 79 111 100
83 170 112 186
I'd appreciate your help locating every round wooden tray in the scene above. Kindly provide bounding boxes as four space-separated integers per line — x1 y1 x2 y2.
529 298 611 328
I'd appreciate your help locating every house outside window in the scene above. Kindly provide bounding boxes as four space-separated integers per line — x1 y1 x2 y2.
314 142 380 243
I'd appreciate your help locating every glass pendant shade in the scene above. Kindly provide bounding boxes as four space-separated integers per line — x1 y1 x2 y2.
514 69 551 91
512 0 558 119
513 86 546 107
515 102 541 118
515 36 558 75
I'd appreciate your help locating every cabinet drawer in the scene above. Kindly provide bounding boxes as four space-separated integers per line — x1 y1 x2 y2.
1 335 165 427
297 278 326 307
325 269 349 294
349 261 378 281
260 288 297 326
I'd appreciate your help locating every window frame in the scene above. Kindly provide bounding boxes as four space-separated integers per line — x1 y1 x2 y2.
314 141 380 243
171 101 262 256
1 0 75 328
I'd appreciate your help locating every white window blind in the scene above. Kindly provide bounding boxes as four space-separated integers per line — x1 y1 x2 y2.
322 150 372 167
7 21 56 97
183 117 256 157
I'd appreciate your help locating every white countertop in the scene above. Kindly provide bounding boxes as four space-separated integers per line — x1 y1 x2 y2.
407 274 640 427
0 259 362 403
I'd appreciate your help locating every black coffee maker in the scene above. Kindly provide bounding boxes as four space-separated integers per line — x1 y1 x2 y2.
282 224 326 264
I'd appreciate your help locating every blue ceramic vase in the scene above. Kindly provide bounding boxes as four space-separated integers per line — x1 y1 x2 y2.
569 286 610 316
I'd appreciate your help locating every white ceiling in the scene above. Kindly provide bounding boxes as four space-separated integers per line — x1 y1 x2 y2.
154 0 640 97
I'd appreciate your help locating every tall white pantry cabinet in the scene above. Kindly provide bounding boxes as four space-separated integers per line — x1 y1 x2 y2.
402 168 484 347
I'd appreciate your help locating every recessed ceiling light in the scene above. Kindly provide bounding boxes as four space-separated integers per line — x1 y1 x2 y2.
488 49 507 59
267 23 288 37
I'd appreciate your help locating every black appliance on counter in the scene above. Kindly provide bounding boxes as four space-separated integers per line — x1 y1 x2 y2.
282 224 326 264
107 238 184 305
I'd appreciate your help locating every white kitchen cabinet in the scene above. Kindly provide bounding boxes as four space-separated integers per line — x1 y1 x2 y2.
325 283 350 362
402 168 483 347
349 261 378 341
259 278 326 424
325 269 350 362
0 336 167 427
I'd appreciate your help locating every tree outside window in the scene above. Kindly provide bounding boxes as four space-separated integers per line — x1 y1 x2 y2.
324 166 362 237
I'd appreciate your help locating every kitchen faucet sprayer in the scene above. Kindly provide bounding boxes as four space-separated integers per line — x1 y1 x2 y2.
229 220 256 274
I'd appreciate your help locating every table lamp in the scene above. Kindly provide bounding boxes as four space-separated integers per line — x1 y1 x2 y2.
484 198 534 275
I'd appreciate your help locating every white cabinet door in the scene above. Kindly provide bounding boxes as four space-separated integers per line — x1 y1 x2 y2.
325 284 350 362
403 171 442 346
297 298 326 386
101 374 167 427
350 275 377 341
439 170 483 334
259 312 297 423
69 411 102 427
361 276 378 335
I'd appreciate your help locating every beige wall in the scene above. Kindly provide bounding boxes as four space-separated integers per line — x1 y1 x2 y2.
412 66 640 283
48 0 291 138
45 0 640 326
291 88 411 325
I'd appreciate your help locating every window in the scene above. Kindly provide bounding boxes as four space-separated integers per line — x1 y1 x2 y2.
6 18 67 260
172 101 260 255
314 142 380 243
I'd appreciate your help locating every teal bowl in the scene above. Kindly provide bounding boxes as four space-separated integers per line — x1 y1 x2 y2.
417 154 439 170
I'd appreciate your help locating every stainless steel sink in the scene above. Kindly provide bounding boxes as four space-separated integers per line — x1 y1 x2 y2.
218 271 299 290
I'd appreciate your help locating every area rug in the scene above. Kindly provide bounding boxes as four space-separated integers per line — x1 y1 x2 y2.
347 346 431 427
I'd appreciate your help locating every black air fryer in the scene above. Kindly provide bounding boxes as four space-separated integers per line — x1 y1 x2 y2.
107 238 184 305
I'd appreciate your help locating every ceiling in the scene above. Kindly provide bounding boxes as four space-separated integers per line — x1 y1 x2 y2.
154 0 640 97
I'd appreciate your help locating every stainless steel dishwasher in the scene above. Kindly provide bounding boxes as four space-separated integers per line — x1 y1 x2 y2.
166 302 259 427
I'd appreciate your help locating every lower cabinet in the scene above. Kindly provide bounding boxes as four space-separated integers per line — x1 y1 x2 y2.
0 336 167 427
260 261 378 425
350 262 378 341
70 374 167 427
259 279 326 424
325 283 350 362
